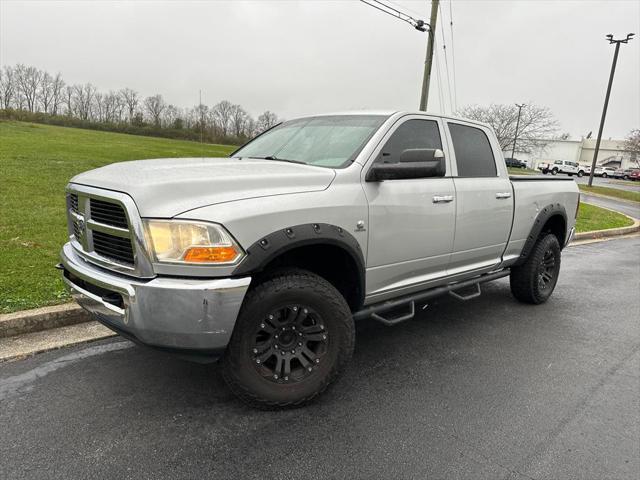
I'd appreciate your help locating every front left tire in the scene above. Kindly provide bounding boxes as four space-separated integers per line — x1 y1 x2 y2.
222 269 355 409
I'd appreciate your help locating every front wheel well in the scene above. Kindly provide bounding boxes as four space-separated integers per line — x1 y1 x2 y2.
253 244 364 312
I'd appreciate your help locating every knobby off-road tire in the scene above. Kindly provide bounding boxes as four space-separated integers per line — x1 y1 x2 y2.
222 269 355 409
510 233 561 304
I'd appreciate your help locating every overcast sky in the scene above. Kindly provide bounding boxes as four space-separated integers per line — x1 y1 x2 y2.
1 0 639 138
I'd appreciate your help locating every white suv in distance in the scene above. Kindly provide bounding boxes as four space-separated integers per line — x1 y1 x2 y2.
539 160 588 177
594 166 617 178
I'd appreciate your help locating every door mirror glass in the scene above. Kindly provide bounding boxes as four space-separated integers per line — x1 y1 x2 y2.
399 148 445 163
366 154 446 181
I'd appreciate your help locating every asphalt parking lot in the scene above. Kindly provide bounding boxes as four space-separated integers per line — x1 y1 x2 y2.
1 236 639 480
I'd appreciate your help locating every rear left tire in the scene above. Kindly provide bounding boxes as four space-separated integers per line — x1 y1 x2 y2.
510 233 561 305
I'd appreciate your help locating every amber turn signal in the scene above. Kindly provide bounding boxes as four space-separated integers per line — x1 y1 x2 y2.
182 246 240 263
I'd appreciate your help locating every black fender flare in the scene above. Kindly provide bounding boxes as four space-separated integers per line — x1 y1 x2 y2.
514 204 568 266
232 223 366 302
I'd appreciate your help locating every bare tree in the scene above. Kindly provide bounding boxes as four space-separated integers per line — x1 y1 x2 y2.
73 83 96 120
144 94 166 126
39 72 55 113
50 73 65 115
457 103 559 154
256 110 279 134
0 65 15 109
93 92 105 122
14 64 43 112
64 85 74 116
212 100 234 136
230 103 249 137
624 129 640 165
120 88 139 123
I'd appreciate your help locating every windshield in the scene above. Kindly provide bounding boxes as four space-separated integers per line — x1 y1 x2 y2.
232 115 388 168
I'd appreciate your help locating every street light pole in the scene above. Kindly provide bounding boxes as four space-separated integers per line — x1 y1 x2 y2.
511 103 526 160
588 33 635 187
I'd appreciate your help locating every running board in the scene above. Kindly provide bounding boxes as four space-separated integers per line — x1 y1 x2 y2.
353 270 510 325
449 283 482 301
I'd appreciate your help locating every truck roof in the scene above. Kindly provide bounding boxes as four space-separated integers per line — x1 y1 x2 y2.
288 110 491 130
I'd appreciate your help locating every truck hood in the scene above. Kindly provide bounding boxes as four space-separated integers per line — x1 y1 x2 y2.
71 157 336 217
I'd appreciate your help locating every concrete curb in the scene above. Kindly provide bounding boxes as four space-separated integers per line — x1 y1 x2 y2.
0 303 90 338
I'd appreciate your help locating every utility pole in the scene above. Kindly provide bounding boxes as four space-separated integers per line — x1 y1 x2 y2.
588 33 635 187
511 103 526 159
419 0 439 111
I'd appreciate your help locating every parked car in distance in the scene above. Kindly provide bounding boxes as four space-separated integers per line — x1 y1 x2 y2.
594 166 617 178
622 168 640 180
629 169 640 181
505 157 527 168
59 111 580 408
539 160 588 177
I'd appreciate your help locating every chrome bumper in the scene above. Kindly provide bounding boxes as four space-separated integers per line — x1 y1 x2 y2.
60 242 251 353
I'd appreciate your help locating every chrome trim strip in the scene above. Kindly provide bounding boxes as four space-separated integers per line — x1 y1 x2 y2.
87 219 131 238
62 275 125 315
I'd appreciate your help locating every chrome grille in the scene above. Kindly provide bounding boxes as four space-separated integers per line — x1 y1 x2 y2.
92 230 134 265
65 185 153 277
90 199 128 229
69 193 79 213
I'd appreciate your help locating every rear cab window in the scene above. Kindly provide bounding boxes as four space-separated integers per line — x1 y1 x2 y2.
447 123 497 177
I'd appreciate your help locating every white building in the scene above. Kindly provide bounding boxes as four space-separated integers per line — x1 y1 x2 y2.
505 137 638 170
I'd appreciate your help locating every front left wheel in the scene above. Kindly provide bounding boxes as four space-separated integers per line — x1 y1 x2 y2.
222 269 355 409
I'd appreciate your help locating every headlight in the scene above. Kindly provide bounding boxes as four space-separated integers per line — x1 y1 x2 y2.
143 220 244 265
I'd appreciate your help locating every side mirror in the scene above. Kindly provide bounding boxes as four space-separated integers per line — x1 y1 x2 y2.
366 148 446 181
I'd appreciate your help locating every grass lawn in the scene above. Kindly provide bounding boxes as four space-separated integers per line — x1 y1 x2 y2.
507 167 539 175
578 184 640 203
0 121 236 313
575 203 634 233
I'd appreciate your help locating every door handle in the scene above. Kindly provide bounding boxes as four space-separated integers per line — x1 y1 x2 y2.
495 192 512 199
433 195 454 203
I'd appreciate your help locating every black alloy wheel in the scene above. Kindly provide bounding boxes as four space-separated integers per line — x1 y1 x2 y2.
251 304 328 383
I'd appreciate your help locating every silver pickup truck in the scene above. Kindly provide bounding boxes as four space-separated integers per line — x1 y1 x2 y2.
59 112 580 408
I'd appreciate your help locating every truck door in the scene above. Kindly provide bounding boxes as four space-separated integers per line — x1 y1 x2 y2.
362 116 456 301
445 121 514 275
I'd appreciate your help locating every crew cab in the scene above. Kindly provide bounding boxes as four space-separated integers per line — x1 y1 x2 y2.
59 112 580 408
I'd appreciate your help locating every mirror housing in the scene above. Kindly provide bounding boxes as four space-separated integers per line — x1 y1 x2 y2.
366 148 446 181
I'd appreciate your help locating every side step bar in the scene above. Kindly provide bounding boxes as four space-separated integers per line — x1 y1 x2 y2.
353 269 510 325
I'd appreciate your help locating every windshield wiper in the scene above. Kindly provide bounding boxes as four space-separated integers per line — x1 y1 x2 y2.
249 156 306 165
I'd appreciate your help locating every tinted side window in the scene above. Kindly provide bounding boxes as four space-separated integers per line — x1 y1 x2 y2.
377 119 442 164
448 123 497 177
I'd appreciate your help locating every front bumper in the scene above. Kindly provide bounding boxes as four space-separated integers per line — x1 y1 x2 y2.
60 242 251 356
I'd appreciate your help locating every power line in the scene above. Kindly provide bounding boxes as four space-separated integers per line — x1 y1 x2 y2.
448 0 458 111
437 1 454 114
359 0 428 32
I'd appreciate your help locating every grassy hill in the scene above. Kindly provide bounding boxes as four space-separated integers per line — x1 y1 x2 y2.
0 121 236 313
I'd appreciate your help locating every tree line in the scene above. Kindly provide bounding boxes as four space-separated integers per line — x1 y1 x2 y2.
0 64 279 144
